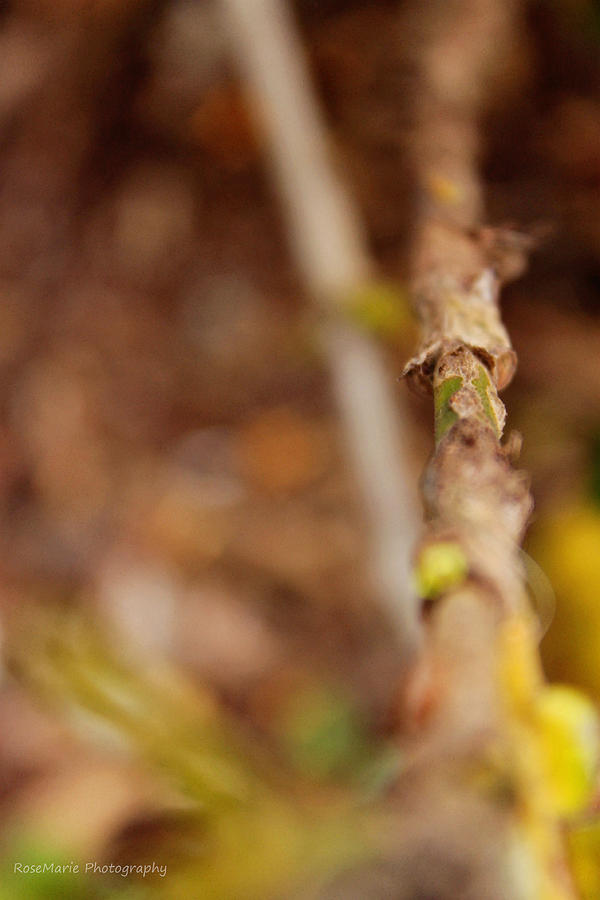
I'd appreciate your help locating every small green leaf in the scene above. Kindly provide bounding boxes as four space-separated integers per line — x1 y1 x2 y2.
345 283 412 341
472 364 502 437
434 376 462 444
414 541 469 599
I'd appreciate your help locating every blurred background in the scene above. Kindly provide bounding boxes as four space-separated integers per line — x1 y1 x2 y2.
0 0 600 897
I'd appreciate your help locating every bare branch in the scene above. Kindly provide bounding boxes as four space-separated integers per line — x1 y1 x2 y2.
403 0 523 394
395 1 580 897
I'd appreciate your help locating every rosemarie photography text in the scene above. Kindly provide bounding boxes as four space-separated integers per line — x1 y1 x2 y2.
13 862 168 879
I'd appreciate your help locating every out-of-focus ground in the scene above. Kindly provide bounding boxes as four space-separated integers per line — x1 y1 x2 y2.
0 1 600 898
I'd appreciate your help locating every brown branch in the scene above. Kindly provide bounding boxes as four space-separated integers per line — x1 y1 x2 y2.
395 1 580 897
402 0 526 394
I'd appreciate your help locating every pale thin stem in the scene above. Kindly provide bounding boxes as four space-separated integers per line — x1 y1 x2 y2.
220 0 420 651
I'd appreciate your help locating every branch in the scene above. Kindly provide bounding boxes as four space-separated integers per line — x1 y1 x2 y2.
220 0 420 652
391 1 582 897
403 0 524 394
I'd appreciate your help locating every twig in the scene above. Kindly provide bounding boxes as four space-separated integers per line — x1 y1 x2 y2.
220 0 420 653
396 1 580 897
